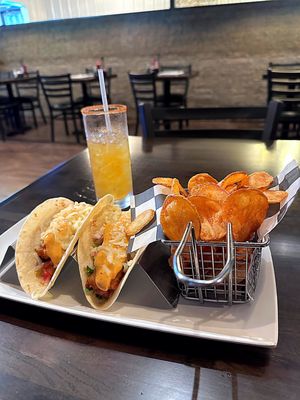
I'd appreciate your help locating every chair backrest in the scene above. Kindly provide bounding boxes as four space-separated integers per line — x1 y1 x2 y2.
139 103 279 141
40 74 73 110
261 100 283 142
267 68 300 106
0 84 9 98
269 62 300 69
15 71 40 98
129 72 157 107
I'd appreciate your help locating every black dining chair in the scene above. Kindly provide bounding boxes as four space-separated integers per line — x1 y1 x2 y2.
14 71 47 128
139 101 282 142
0 101 24 141
261 100 283 144
40 74 83 143
129 72 159 135
0 84 24 139
267 68 300 138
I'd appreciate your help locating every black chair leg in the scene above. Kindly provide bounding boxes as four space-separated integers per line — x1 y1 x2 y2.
79 115 84 133
184 101 189 127
0 117 6 141
15 106 24 133
281 122 289 139
39 102 47 124
63 112 69 136
135 113 139 136
50 113 55 142
72 112 80 144
32 105 38 128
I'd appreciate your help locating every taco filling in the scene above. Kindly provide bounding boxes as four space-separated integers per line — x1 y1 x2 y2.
84 211 131 299
35 202 92 283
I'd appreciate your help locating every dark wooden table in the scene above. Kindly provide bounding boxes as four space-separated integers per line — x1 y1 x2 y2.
71 72 117 105
0 137 300 400
0 72 34 98
155 71 198 106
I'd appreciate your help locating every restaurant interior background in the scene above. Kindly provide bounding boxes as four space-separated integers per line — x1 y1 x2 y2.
0 0 299 120
1 3 300 398
0 0 299 199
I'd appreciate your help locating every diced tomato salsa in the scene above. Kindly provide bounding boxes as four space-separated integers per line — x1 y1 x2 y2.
37 261 55 284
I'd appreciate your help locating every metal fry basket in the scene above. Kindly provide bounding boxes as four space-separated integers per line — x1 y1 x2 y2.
168 222 269 305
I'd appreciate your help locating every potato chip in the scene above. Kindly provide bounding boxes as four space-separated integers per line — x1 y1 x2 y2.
171 178 181 195
188 196 221 221
126 209 155 237
152 177 173 187
171 178 187 196
200 217 227 241
188 173 217 193
152 177 187 196
241 171 273 190
225 184 239 194
235 247 254 263
189 196 226 241
189 183 228 203
160 195 200 241
222 189 269 241
219 171 248 190
263 190 288 204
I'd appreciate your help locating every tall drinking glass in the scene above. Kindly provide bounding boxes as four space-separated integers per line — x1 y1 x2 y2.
81 104 133 209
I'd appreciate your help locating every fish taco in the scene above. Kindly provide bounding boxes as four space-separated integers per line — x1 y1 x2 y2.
15 197 93 299
77 195 145 310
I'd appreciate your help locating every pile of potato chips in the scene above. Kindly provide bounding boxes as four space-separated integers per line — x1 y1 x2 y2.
153 171 288 242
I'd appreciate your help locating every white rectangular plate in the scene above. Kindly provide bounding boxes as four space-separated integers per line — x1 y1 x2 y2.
0 218 278 347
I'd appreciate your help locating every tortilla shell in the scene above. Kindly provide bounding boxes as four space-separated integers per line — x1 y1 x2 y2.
15 197 84 300
77 195 144 310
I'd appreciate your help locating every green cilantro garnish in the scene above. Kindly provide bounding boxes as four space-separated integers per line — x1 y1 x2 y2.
85 287 92 293
86 265 94 276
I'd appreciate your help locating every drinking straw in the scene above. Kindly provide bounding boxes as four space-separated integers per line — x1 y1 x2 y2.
97 69 112 133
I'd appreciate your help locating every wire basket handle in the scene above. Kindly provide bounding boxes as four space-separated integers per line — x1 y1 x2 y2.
173 222 235 287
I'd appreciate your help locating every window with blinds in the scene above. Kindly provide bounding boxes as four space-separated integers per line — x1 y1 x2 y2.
1 0 170 26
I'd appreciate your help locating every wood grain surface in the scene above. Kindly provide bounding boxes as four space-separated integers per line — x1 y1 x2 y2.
0 137 299 400
0 139 82 200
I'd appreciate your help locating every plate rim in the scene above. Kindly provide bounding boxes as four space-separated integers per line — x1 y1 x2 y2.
0 218 278 347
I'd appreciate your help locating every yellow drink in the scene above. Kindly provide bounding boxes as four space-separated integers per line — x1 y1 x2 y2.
87 139 133 201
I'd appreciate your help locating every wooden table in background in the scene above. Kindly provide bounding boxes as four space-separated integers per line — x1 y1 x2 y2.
0 72 34 98
0 137 299 400
155 71 198 106
71 72 117 105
